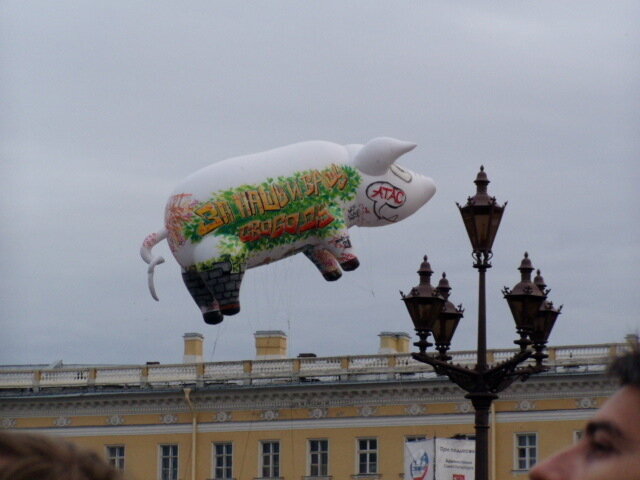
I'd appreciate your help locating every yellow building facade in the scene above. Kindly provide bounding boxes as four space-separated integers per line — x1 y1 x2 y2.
0 332 633 480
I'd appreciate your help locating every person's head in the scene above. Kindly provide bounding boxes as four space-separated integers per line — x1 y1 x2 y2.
0 431 122 480
529 350 640 480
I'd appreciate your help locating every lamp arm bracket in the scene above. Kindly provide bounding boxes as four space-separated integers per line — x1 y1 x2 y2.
412 352 481 392
412 353 478 376
512 364 550 379
481 349 537 393
412 349 548 395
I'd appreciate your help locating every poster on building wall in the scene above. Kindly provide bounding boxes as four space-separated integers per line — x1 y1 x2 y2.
434 438 475 480
405 439 435 480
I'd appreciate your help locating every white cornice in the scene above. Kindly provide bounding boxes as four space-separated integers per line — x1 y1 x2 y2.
0 374 615 418
17 408 597 438
495 409 597 423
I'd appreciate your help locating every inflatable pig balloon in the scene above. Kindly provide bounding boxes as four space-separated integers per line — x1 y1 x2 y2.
141 137 436 325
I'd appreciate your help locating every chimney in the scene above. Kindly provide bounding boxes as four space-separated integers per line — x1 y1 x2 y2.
378 332 411 354
183 332 204 363
255 330 288 360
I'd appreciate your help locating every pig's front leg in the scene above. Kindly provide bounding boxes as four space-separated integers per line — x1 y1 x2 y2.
325 231 360 272
303 246 343 281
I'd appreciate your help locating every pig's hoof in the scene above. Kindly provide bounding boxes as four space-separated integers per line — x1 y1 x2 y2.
203 311 224 325
322 270 342 281
221 304 240 316
341 258 360 271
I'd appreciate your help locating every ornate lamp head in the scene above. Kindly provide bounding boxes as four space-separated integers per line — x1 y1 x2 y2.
457 166 506 265
503 253 547 350
401 256 445 353
432 273 464 360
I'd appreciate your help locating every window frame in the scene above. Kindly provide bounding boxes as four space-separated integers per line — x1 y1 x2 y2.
356 437 378 475
573 430 584 443
105 445 125 470
158 444 179 480
308 438 329 477
260 440 281 479
212 441 233 480
514 432 538 471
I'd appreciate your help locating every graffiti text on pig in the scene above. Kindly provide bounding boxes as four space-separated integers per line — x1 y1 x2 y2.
366 181 406 221
191 163 350 238
238 205 335 243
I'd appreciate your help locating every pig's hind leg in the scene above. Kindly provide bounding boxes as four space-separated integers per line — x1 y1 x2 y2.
198 259 245 317
182 269 224 325
304 246 343 281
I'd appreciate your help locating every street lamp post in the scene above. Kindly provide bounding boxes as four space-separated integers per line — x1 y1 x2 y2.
401 167 562 480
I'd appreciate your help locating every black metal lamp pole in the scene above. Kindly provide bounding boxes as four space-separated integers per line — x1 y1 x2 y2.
401 167 562 480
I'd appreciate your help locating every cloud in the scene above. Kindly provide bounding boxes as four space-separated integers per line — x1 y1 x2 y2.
1 1 638 365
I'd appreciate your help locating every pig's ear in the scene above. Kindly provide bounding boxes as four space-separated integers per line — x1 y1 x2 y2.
352 137 417 176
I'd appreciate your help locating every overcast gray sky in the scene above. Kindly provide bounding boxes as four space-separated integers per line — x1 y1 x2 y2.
1 1 638 366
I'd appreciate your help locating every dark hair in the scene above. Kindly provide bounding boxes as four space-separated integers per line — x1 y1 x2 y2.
0 431 122 480
608 349 640 388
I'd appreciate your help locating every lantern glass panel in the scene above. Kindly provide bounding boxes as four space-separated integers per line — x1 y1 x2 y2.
404 297 444 332
432 313 461 345
531 308 559 343
506 295 545 331
460 204 503 253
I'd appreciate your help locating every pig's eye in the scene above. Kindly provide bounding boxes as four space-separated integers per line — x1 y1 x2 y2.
390 164 412 183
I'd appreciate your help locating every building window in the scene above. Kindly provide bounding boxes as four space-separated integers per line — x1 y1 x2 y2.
106 445 125 470
213 442 233 479
515 433 537 471
357 438 378 474
309 439 329 476
574 430 584 443
160 444 179 480
261 440 280 478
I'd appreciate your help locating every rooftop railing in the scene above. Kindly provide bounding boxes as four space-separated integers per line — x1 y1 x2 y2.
0 343 629 391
